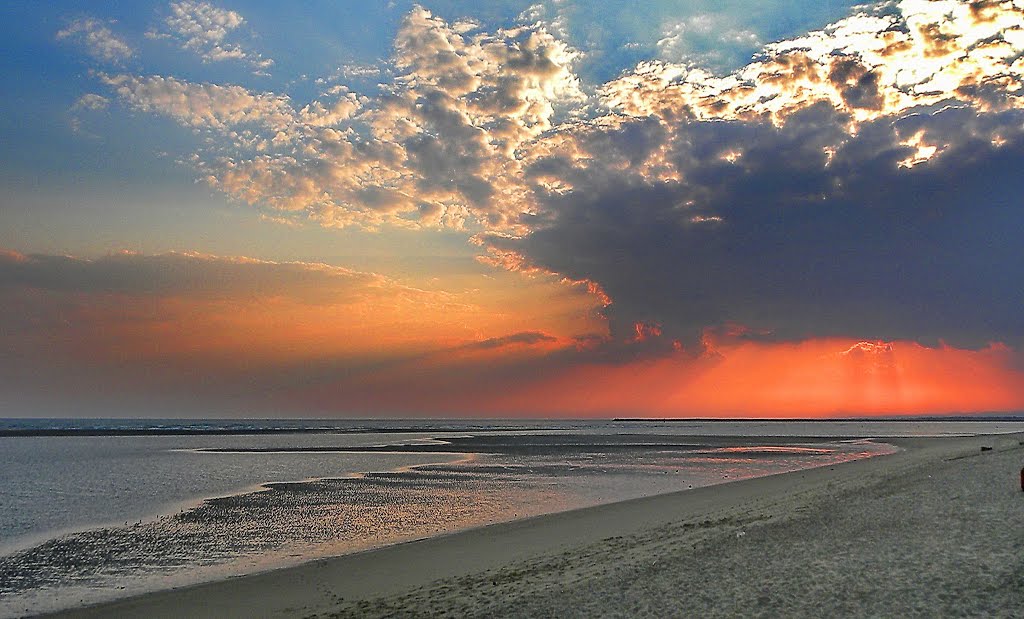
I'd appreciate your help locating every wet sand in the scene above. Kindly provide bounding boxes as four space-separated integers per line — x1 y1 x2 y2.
47 432 1024 618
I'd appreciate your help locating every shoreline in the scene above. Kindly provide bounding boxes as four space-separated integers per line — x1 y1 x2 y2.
0 450 470 561
44 431 1024 618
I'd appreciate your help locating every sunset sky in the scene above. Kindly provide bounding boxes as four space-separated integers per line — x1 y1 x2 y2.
2 0 1024 417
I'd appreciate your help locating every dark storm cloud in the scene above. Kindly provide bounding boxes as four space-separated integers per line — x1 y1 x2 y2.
485 103 1024 350
828 56 884 111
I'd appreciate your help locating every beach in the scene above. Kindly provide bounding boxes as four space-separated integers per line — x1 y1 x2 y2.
44 430 1024 618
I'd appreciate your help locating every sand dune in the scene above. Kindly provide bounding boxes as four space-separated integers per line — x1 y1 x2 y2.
48 432 1024 618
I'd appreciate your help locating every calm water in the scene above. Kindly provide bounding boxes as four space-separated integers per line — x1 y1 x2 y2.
1 418 1022 617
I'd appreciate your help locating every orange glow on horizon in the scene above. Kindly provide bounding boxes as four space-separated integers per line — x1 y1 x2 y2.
26 270 605 369
9 250 1022 417
474 338 1024 417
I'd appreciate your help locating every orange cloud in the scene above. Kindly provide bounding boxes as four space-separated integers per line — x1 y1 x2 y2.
0 249 607 412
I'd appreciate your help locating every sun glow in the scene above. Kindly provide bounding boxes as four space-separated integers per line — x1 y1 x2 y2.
476 338 1024 417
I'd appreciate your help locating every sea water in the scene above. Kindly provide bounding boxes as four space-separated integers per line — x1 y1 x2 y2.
1 417 1021 617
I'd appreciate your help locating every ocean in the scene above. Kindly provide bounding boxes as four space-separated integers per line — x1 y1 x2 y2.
2 417 1022 617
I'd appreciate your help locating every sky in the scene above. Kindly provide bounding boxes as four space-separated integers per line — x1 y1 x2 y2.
2 0 1024 418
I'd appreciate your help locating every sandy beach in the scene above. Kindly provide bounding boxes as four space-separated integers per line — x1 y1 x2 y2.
46 431 1024 618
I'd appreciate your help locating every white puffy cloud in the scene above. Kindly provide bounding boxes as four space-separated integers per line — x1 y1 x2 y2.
56 17 132 63
94 0 1024 247
656 14 760 70
152 1 273 71
103 6 586 230
100 74 294 132
601 0 1024 125
72 94 110 111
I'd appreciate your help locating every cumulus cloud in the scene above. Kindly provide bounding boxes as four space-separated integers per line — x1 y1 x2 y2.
480 0 1024 349
56 17 132 63
151 1 273 71
100 74 294 132
656 14 761 70
72 94 110 111
599 1 1024 125
99 1 1024 230
85 1 1024 351
101 6 585 229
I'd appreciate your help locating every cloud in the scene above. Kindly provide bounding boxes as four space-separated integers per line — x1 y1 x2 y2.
0 249 451 408
99 6 586 230
100 74 294 131
599 1 1024 125
96 1 1024 229
486 102 1024 349
72 94 111 111
83 1 1024 352
477 0 1024 349
0 248 606 414
656 14 761 71
0 249 409 304
56 17 132 63
457 331 558 351
151 1 273 71
68 94 111 136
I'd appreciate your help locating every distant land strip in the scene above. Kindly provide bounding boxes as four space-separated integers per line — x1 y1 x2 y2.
612 415 1024 422
0 427 522 437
